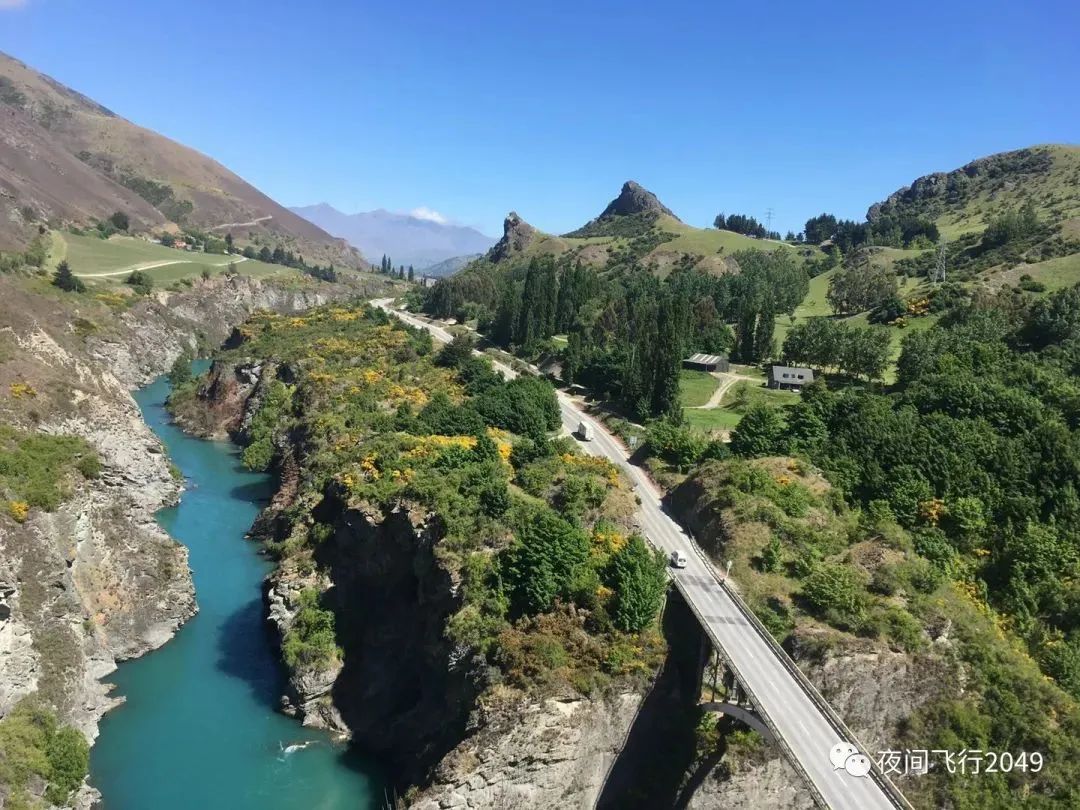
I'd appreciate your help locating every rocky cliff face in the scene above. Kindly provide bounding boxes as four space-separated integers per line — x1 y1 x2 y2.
598 180 677 221
263 496 651 808
411 692 642 810
0 272 381 807
487 212 537 263
265 499 483 788
85 274 367 389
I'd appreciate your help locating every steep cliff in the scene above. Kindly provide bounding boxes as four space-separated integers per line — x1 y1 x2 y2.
0 272 388 807
184 304 668 807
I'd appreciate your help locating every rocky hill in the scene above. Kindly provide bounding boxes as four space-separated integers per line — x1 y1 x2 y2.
474 181 794 279
0 52 361 268
868 144 1080 238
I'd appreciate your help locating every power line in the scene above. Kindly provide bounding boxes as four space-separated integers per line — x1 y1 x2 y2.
765 207 775 234
934 238 947 283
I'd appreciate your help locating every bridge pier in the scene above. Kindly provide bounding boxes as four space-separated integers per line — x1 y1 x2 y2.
697 639 773 742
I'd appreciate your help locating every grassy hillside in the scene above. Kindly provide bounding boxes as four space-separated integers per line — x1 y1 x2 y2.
871 145 1080 239
862 145 1080 290
0 52 361 268
50 233 295 285
484 180 804 278
511 215 797 276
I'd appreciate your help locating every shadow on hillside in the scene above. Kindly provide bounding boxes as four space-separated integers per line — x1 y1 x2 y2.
596 590 708 809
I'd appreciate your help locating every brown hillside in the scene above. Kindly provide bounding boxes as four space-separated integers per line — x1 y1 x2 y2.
0 52 361 267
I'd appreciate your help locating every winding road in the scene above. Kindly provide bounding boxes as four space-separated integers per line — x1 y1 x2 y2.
373 299 911 810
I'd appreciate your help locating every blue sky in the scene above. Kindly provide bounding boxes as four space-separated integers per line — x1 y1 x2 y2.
2 0 1077 237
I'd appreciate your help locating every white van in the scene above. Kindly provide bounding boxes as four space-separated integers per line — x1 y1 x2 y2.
576 421 594 442
670 550 688 569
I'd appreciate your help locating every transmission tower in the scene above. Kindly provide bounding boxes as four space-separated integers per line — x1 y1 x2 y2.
765 207 775 235
933 238 947 283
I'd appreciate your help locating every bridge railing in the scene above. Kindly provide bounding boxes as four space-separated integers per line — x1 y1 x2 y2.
674 536 913 810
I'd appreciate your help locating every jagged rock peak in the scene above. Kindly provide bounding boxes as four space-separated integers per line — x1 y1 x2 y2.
488 211 537 262
598 180 678 220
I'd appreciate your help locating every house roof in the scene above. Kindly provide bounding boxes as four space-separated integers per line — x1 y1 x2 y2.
685 352 726 366
770 365 814 384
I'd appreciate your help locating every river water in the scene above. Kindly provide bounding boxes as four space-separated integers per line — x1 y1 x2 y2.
90 368 383 809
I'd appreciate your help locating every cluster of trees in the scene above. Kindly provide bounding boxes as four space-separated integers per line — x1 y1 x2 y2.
727 250 808 362
238 243 339 282
826 262 898 315
376 254 415 281
741 287 1080 700
488 258 600 349
562 272 686 420
424 248 806 420
803 212 939 250
781 317 891 379
982 201 1040 249
713 213 779 240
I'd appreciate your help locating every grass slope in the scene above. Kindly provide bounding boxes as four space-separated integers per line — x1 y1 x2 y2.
51 233 296 284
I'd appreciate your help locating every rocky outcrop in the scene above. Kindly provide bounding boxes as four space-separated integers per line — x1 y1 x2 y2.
411 692 642 810
169 358 271 440
685 754 813 810
866 146 1053 223
487 212 537 263
85 273 376 389
264 499 482 788
598 180 677 221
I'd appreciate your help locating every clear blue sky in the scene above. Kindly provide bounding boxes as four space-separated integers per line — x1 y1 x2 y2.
2 0 1077 237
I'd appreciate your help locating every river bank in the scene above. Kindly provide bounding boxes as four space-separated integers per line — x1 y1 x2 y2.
89 369 384 809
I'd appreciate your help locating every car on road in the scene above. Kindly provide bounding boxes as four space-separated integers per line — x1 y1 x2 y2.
669 550 688 568
575 421 594 441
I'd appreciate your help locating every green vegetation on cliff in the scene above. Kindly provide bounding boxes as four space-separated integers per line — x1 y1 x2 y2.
212 304 667 696
0 700 89 809
677 280 1080 808
0 425 100 524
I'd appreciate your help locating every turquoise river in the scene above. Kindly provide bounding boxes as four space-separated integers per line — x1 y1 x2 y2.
90 368 384 809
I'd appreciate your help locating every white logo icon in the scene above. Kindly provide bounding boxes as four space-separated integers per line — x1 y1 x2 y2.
829 742 871 777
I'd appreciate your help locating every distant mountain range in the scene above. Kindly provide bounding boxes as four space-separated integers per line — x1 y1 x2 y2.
290 203 496 271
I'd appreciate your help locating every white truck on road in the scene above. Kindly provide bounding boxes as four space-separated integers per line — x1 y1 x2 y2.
575 421 594 441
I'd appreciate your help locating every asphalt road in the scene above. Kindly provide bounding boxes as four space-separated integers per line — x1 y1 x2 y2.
373 300 906 810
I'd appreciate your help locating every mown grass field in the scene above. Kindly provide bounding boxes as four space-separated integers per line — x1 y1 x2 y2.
679 370 720 408
50 233 297 284
683 380 797 433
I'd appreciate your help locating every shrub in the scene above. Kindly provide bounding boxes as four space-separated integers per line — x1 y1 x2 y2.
0 701 88 807
7 500 29 522
125 270 153 294
801 563 867 627
281 589 340 670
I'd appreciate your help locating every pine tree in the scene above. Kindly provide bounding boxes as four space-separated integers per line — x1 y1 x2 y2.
407 265 414 282
52 260 84 292
651 293 684 419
